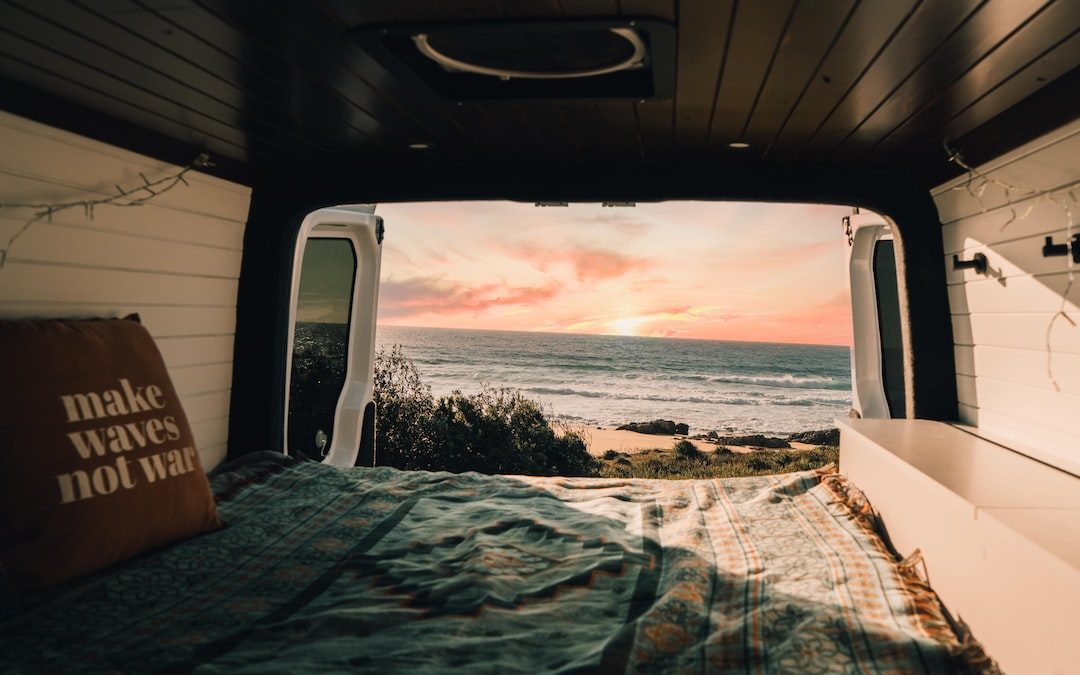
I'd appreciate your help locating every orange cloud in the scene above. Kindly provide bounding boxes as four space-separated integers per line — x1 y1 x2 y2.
672 294 854 346
379 276 562 320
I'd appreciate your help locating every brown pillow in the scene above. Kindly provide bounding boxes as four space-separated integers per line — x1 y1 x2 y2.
0 316 221 591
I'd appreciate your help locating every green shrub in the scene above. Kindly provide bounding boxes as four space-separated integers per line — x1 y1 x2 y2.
673 439 700 459
373 345 596 476
372 345 439 470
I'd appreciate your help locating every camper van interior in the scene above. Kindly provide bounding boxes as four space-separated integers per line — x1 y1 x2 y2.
1 1 1078 673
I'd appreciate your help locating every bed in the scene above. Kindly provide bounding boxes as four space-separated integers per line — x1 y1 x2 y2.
1 453 986 673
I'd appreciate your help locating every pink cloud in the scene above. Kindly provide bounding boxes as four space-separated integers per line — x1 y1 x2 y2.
379 276 562 320
509 244 651 282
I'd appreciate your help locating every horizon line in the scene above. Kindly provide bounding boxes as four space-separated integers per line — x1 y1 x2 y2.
376 322 852 349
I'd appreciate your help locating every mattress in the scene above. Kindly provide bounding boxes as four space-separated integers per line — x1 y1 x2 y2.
1 452 983 673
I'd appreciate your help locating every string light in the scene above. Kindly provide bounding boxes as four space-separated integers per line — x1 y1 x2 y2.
0 153 213 269
944 142 1077 392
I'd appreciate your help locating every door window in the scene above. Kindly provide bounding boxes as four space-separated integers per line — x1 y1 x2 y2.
872 240 906 417
287 238 357 460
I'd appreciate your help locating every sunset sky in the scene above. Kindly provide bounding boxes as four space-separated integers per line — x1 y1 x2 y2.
374 201 854 346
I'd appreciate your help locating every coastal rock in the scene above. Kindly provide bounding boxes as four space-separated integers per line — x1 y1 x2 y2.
617 419 689 435
715 434 790 449
788 429 840 446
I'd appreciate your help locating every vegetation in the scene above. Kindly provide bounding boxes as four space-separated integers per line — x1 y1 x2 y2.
374 346 838 480
672 439 701 460
374 346 597 476
594 443 839 480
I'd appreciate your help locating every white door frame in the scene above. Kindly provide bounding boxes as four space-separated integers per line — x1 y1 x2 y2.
283 207 382 467
848 216 902 419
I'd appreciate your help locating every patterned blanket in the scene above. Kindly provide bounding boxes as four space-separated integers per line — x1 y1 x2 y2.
2 453 977 673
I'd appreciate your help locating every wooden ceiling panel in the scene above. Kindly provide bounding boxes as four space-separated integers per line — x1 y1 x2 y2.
498 0 562 15
0 0 1074 186
946 35 1080 141
160 1 425 152
864 1 1079 160
835 0 1058 160
633 99 672 159
309 2 430 28
439 0 508 21
740 0 856 152
0 3 269 141
493 0 602 158
251 0 488 152
671 0 734 153
762 0 919 160
253 0 507 158
619 0 675 23
558 102 611 157
560 0 620 16
0 49 252 163
58 0 354 158
702 0 798 151
514 101 583 158
0 24 265 161
593 101 643 159
798 0 985 158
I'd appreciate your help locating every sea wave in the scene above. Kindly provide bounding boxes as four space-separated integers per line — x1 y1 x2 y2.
526 386 761 405
703 373 850 390
773 397 849 407
524 386 846 408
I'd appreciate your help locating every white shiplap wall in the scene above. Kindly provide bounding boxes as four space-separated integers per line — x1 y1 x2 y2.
933 118 1080 474
0 111 251 470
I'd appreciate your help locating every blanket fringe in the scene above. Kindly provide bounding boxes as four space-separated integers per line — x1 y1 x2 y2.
817 469 1001 675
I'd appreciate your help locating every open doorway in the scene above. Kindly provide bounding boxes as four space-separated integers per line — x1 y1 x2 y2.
289 201 903 478
282 198 907 473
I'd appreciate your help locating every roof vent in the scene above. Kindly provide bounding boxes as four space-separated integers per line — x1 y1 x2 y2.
414 27 646 80
355 19 674 101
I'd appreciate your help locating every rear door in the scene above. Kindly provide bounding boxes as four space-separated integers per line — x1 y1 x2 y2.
846 210 907 419
284 206 383 466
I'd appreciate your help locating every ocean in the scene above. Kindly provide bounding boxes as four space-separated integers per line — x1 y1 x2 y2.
376 326 852 436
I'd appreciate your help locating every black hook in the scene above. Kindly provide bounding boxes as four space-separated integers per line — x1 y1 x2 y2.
953 253 987 275
1043 235 1069 257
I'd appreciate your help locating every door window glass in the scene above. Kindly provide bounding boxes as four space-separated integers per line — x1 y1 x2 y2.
872 240 905 417
288 238 357 459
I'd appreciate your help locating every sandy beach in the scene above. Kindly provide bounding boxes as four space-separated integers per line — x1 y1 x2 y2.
578 426 818 456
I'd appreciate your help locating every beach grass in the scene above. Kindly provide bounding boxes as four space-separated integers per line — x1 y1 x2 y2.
595 444 840 480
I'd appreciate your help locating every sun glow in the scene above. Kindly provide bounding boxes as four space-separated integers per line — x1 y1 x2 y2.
611 316 650 336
